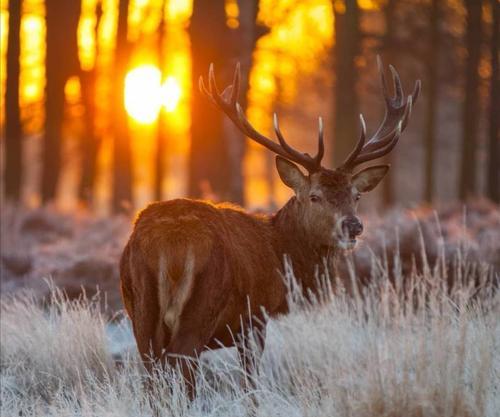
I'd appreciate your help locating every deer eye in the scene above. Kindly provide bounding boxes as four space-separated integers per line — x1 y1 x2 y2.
309 194 321 203
355 193 361 202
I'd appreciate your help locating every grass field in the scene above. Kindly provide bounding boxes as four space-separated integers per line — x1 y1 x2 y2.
1 250 499 416
1 203 499 416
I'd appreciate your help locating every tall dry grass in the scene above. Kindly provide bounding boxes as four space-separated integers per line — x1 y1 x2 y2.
1 239 498 416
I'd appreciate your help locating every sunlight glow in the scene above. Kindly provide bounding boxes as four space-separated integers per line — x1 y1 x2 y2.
20 11 45 105
160 76 182 112
125 65 162 124
225 0 239 29
125 65 182 123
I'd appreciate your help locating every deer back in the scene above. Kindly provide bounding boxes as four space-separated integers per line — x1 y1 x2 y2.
122 199 287 347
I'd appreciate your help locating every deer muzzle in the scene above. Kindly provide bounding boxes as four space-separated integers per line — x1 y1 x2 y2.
341 215 363 239
335 215 363 250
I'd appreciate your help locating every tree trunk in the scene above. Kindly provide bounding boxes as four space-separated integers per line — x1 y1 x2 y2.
424 0 440 203
4 0 22 202
41 0 81 203
154 0 167 202
188 0 231 200
78 2 103 206
332 0 360 168
381 0 396 207
487 0 499 203
459 0 483 200
223 0 265 205
112 0 133 213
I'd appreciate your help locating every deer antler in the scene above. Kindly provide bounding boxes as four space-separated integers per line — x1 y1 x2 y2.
199 63 325 173
340 56 421 171
200 58 419 174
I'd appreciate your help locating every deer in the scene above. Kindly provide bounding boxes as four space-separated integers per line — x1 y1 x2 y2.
120 57 420 386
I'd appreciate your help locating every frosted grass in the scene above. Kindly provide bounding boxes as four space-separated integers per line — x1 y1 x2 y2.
1 243 498 417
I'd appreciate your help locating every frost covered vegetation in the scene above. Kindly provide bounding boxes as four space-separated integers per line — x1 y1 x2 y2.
0 203 499 416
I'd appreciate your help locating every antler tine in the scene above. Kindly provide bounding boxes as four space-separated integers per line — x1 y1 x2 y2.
199 76 215 105
208 63 221 96
377 55 391 106
273 114 302 159
352 121 402 165
342 114 367 169
398 95 413 132
229 62 241 105
358 81 418 156
359 84 414 155
339 57 420 170
314 117 325 165
201 64 254 134
389 64 404 106
273 113 324 171
411 79 421 105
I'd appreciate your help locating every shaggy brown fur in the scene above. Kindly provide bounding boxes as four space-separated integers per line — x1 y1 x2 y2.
120 162 389 383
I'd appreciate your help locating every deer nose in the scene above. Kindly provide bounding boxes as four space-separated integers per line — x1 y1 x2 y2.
341 216 363 239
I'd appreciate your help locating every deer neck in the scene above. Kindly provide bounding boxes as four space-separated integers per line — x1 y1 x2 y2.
271 197 336 282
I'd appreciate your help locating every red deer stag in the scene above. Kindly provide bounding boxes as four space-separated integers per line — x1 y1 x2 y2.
120 57 420 380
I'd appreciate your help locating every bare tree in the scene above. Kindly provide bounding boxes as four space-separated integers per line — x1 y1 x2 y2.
112 0 133 212
154 0 168 202
188 0 231 200
41 0 81 203
332 0 360 167
380 0 396 206
224 0 267 205
4 0 22 202
424 0 440 203
459 0 483 200
78 2 103 206
487 0 499 203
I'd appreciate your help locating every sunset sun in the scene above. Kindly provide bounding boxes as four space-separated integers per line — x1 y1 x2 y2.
125 65 182 124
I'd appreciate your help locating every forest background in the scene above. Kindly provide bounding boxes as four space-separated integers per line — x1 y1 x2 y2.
1 0 498 214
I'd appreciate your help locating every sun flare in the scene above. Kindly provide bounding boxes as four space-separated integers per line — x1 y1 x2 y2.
125 65 182 124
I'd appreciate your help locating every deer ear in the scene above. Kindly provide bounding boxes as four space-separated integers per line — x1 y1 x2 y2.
276 156 307 193
352 165 390 193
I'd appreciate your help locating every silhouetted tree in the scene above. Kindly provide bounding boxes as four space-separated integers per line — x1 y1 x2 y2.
188 0 231 200
4 0 22 202
424 0 440 203
112 0 133 212
380 0 396 207
332 0 360 167
487 0 499 203
41 0 81 203
224 0 267 205
459 0 483 200
78 2 103 205
154 0 168 202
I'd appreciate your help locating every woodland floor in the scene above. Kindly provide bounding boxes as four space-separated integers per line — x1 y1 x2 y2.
0 201 499 416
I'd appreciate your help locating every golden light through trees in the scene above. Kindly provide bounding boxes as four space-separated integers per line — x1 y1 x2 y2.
0 0 337 208
11 0 478 211
2 0 498 210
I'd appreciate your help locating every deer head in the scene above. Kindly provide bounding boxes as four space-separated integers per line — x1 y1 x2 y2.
200 58 421 250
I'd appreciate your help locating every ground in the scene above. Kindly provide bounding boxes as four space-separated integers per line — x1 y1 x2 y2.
0 201 499 416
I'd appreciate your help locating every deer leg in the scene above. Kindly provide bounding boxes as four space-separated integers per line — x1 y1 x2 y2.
161 255 229 398
163 324 217 399
129 270 171 371
162 283 222 398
